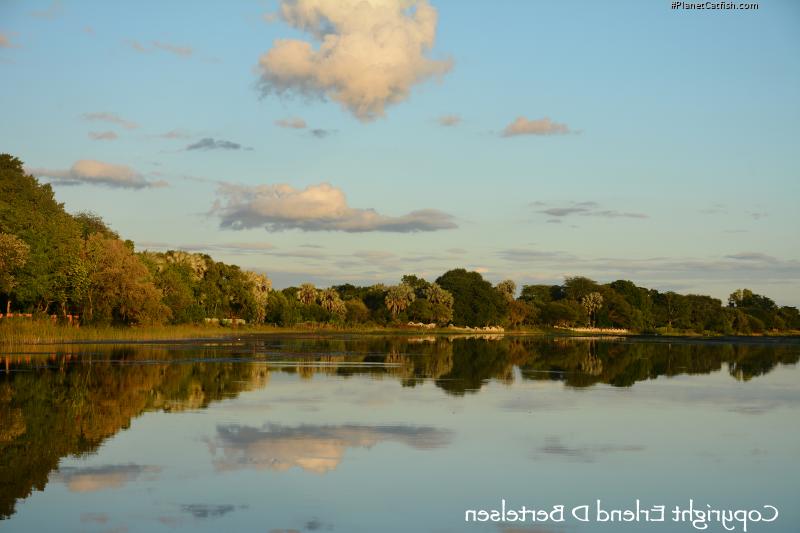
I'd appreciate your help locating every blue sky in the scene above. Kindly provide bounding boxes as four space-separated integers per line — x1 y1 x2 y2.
1 0 798 303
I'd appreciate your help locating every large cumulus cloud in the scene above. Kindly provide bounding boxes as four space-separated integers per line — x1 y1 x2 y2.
257 0 452 121
209 423 452 474
213 182 456 232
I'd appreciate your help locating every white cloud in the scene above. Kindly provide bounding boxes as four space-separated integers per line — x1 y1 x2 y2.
257 0 453 121
213 182 457 232
211 424 451 474
54 464 160 493
29 160 167 189
82 112 138 130
502 116 571 137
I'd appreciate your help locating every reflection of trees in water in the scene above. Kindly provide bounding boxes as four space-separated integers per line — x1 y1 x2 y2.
515 339 799 388
0 347 269 519
0 335 797 518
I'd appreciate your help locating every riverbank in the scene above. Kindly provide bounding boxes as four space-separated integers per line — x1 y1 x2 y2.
1 319 797 346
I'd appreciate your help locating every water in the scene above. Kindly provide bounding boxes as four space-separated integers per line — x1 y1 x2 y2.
1 334 798 532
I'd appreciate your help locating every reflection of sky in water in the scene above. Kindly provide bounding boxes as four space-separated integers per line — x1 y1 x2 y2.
5 361 800 532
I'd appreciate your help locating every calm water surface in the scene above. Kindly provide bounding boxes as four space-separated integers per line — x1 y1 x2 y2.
1 335 798 532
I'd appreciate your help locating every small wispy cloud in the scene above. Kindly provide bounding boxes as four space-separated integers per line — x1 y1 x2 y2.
438 114 461 127
533 201 647 220
724 252 776 262
126 40 193 57
310 128 335 139
30 0 63 19
535 436 644 463
54 464 160 493
152 40 192 57
186 138 249 151
502 116 572 137
275 117 306 129
498 249 573 263
88 131 118 141
139 242 275 255
125 39 148 52
180 504 236 519
29 160 167 189
0 33 19 48
82 112 138 130
156 129 192 139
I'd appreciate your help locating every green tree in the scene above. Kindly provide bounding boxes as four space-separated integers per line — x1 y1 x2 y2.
245 271 272 323
519 284 562 306
344 299 371 324
0 154 82 312
540 300 587 327
436 269 507 326
82 234 169 325
0 233 30 312
401 274 431 297
73 211 119 240
563 276 600 301
496 279 516 301
728 289 777 311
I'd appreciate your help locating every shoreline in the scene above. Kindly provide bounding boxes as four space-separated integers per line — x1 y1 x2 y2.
1 320 798 347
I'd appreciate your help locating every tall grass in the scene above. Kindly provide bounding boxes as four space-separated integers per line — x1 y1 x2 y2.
0 319 291 346
0 319 458 346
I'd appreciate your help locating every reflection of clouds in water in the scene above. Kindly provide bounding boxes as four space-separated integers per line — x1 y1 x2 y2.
54 464 160 492
158 516 181 528
209 424 452 474
181 504 236 519
499 395 575 413
642 377 800 415
305 518 334 530
99 527 128 533
80 512 109 523
534 436 644 463
500 526 561 533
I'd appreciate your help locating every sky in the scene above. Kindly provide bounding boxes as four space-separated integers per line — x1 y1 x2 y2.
1 0 798 304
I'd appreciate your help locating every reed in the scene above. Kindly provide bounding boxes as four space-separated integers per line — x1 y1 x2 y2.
0 319 443 345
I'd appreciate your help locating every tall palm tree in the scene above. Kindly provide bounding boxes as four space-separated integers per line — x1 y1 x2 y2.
297 283 318 306
424 283 454 307
319 288 342 313
385 284 415 317
581 291 604 327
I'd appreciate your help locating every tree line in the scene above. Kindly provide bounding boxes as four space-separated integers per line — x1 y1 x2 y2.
1 153 797 334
